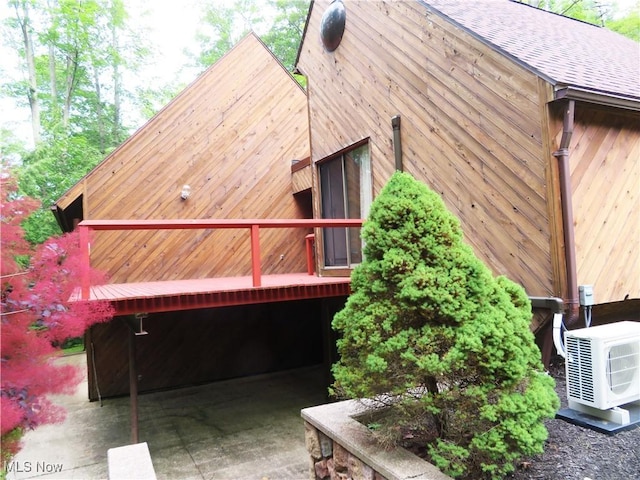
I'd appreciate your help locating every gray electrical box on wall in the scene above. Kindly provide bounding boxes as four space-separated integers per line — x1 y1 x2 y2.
579 285 595 306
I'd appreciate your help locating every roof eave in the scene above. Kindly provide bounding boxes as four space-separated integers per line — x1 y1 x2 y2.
294 0 314 75
554 86 640 112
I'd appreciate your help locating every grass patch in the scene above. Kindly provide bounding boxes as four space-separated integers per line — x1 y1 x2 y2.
63 343 85 355
62 336 85 355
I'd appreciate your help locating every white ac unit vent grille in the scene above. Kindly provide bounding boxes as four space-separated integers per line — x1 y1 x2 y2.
566 336 594 403
607 343 639 395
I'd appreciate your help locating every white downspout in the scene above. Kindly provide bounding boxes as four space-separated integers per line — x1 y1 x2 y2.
530 296 566 359
552 312 566 358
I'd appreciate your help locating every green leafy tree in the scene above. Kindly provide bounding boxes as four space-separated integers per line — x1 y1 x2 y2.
519 0 640 41
193 0 263 68
3 0 148 146
607 8 640 41
0 129 28 167
331 172 559 479
193 0 309 70
3 0 148 244
17 135 102 244
261 0 309 71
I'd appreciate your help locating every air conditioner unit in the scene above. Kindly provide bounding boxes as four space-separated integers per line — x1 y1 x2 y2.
564 321 640 425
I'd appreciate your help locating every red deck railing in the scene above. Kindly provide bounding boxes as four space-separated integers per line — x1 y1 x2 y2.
77 218 364 300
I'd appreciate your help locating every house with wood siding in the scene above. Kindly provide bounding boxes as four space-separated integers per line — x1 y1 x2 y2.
296 0 639 357
54 1 639 407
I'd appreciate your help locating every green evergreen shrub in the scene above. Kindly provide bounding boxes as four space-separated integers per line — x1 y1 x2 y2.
331 172 559 479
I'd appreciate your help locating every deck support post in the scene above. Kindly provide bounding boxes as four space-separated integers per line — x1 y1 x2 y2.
129 327 139 444
79 225 90 300
251 225 261 287
305 234 315 275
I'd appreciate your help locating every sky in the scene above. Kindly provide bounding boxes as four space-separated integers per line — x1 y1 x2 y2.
128 0 203 82
1 0 638 150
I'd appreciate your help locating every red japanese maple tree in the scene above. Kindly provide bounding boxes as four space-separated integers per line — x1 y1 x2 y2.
1 172 113 462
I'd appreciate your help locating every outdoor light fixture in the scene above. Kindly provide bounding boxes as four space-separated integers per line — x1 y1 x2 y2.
180 184 191 200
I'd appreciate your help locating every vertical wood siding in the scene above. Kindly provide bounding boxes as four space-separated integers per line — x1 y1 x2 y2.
299 0 554 296
558 106 640 303
76 34 310 283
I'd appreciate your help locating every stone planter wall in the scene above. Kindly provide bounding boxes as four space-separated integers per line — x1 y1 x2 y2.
302 400 451 480
304 420 381 480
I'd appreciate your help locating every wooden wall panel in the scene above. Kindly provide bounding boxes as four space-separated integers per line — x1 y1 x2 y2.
75 34 310 283
559 106 640 303
292 165 312 193
298 1 554 296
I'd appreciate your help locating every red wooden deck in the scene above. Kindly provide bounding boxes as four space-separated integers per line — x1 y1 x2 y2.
71 273 351 315
73 219 362 315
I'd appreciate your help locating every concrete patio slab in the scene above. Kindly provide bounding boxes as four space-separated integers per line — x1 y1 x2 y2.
6 354 327 480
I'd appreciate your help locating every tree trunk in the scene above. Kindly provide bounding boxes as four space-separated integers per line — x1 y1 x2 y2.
63 50 79 128
93 65 105 153
111 16 121 145
46 0 58 121
425 375 445 437
48 43 58 118
16 2 41 145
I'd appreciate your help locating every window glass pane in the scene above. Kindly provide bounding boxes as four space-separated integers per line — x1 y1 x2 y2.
354 144 372 219
344 150 361 264
319 143 371 268
320 158 347 266
344 150 361 219
345 144 370 264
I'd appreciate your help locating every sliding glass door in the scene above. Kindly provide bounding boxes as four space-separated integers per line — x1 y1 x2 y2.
319 143 371 268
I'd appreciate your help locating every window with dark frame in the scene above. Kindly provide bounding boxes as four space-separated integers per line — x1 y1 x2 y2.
319 143 371 268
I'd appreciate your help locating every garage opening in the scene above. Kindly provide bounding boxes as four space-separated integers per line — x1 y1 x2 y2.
86 297 347 401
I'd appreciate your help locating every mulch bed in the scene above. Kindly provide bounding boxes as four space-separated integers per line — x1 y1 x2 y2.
506 357 640 480
363 356 639 479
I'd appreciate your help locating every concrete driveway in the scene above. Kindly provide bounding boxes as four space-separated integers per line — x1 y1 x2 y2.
6 354 326 479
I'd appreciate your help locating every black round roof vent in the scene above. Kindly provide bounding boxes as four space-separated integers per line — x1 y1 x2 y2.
320 0 346 52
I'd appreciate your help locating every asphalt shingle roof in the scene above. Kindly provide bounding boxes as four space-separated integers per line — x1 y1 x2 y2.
423 0 640 100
